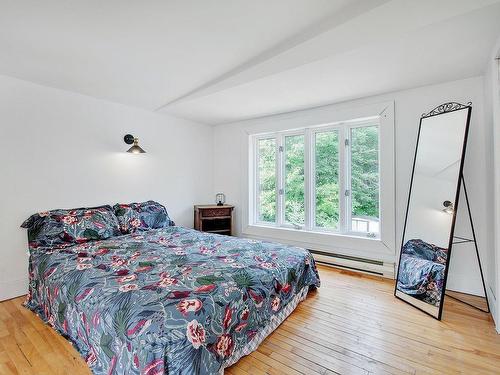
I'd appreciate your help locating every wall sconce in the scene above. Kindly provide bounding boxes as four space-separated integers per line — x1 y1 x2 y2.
442 200 454 214
124 134 146 154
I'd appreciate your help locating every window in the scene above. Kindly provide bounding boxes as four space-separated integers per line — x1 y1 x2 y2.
256 138 277 223
251 118 380 238
284 134 305 226
349 125 379 235
314 130 340 230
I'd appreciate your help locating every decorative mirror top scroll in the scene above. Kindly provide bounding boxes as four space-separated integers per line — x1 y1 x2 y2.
421 102 472 118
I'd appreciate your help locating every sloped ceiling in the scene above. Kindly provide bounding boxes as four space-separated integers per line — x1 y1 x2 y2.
1 0 500 125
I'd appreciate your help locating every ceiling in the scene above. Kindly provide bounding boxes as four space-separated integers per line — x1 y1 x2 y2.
1 0 500 125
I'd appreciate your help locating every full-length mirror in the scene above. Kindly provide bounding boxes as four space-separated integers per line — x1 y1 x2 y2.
395 102 471 319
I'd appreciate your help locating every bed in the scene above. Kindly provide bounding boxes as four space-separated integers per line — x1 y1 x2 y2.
21 202 320 375
396 239 447 306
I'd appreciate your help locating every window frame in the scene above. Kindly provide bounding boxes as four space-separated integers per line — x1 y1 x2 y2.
310 124 344 233
344 121 382 238
253 118 380 238
254 136 278 226
280 130 306 229
243 101 395 262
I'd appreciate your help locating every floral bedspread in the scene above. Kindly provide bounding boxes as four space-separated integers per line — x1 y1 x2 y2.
25 226 320 374
396 239 447 306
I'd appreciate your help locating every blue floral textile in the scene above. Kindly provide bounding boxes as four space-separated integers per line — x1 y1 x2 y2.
21 205 121 250
396 239 447 306
113 201 175 234
24 226 320 375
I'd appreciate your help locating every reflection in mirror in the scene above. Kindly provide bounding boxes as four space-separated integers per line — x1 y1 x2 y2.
395 103 471 319
446 290 489 311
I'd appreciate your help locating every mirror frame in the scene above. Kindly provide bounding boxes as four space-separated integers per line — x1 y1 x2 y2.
394 102 472 320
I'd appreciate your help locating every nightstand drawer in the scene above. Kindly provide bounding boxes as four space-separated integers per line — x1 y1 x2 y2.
201 208 231 217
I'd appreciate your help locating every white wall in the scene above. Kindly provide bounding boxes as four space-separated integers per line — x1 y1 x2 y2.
484 38 500 329
0 75 214 301
213 76 492 297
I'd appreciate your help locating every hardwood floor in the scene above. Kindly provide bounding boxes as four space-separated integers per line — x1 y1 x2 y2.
1 265 499 374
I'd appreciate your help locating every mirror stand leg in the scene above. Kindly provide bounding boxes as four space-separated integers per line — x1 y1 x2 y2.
445 175 490 314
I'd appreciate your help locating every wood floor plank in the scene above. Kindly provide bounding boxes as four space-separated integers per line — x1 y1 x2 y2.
0 265 499 374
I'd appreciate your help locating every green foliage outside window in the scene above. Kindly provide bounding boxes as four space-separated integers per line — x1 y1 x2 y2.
315 131 339 229
351 126 379 219
257 138 276 222
256 125 379 229
285 135 305 225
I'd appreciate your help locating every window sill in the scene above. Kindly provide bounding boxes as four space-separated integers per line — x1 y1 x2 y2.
242 223 394 262
251 223 380 241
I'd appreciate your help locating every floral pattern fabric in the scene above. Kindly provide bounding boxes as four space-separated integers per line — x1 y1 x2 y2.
24 226 320 375
396 239 447 306
21 205 121 250
113 201 175 234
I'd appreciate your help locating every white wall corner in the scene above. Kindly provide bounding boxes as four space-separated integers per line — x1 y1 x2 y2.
486 35 500 332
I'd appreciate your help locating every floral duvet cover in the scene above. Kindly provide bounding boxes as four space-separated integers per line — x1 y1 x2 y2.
25 226 320 375
396 239 447 306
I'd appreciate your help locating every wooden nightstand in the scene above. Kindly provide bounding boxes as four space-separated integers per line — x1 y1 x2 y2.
194 205 234 236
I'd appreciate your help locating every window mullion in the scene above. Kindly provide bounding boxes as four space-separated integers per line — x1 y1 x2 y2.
311 130 318 231
339 126 347 233
304 129 312 230
253 136 259 224
345 126 353 234
277 134 284 227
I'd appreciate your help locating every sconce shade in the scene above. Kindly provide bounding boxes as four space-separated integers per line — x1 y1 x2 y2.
124 134 146 154
127 143 146 154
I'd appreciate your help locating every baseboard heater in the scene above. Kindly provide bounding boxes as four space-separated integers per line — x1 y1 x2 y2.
308 249 394 278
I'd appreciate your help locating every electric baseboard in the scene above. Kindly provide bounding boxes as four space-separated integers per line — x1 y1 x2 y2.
309 249 394 278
